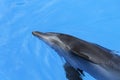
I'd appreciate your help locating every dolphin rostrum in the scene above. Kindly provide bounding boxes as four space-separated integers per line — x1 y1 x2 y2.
32 31 120 80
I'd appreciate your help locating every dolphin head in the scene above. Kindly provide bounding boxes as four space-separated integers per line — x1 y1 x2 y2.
32 31 74 54
32 31 97 58
32 31 103 59
32 31 112 62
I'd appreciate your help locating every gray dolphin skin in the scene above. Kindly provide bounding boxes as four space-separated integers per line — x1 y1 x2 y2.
32 31 120 80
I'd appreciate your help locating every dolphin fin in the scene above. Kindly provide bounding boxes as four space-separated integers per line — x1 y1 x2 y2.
64 62 84 80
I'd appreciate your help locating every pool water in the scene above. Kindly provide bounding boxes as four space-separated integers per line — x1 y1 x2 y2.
0 0 120 80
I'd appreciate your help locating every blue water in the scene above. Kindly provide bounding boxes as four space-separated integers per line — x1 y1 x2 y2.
0 0 120 80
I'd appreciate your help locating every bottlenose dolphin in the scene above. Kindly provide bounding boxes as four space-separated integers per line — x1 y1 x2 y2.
32 31 120 80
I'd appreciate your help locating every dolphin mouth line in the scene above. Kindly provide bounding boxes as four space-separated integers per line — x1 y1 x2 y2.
32 31 44 38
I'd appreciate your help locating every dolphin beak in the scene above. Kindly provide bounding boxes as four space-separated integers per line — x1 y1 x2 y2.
32 31 55 47
32 31 51 43
32 31 45 39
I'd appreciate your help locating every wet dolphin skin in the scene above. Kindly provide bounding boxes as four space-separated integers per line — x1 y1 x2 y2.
32 31 120 80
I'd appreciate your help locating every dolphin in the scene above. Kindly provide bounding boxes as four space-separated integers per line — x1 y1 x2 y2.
32 31 120 80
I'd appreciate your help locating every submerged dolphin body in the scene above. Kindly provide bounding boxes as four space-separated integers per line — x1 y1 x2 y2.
32 31 120 80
